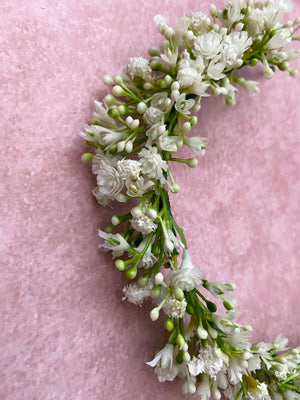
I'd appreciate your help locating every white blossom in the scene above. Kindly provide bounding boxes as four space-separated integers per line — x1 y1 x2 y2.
134 238 157 269
146 344 178 382
93 100 118 129
248 382 271 400
174 93 195 114
266 28 292 50
138 146 168 182
196 374 211 400
190 12 211 34
131 214 157 235
117 159 141 180
162 294 187 318
143 106 164 126
122 279 153 305
169 249 204 291
92 159 124 206
158 134 180 152
98 230 129 258
188 346 228 378
221 0 246 27
124 57 152 80
193 31 223 60
183 136 207 155
207 57 226 80
125 176 154 197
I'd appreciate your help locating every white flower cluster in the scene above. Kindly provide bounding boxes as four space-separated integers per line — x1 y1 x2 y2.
81 0 300 398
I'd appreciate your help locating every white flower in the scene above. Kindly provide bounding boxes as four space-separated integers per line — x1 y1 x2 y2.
134 238 157 269
227 356 247 384
188 346 227 378
117 159 141 180
158 134 180 152
162 294 187 318
190 12 211 34
169 249 204 291
143 106 164 126
247 8 265 37
93 100 118 129
125 176 154 197
266 28 292 50
196 374 211 400
81 124 127 149
248 382 271 400
138 146 168 182
221 0 246 27
259 0 294 29
92 159 124 206
122 279 153 305
146 344 178 382
239 79 260 96
151 92 171 112
174 93 195 114
98 230 129 258
174 15 190 46
273 334 289 352
124 57 152 80
131 214 157 235
222 31 252 68
193 31 223 60
183 136 207 155
207 57 226 80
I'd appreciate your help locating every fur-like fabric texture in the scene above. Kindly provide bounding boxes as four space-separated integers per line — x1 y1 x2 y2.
1 0 299 399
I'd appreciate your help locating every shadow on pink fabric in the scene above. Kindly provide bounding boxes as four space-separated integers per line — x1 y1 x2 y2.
1 0 299 399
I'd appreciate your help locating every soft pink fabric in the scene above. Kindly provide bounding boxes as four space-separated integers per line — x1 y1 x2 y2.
1 0 299 399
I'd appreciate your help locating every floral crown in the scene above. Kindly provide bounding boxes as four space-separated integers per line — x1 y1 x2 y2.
80 0 300 398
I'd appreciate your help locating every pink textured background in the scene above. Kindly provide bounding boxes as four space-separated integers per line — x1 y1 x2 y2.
1 0 299 399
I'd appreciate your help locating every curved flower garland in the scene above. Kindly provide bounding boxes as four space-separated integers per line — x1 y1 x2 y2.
81 1 300 399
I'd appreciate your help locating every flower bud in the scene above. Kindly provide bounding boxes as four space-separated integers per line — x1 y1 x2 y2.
209 4 217 17
155 272 164 285
81 153 94 163
147 208 157 220
126 116 133 127
131 207 143 218
125 141 133 153
117 140 126 152
182 122 191 134
164 75 172 86
138 275 149 287
197 327 208 339
151 285 161 299
104 94 116 105
108 107 120 119
118 105 127 115
190 116 198 126
103 75 114 85
208 327 218 339
113 75 124 85
171 183 180 193
126 265 137 280
182 351 191 363
137 102 147 114
112 85 126 97
115 259 126 271
148 46 160 57
164 318 174 331
174 287 184 301
186 158 198 168
111 215 120 226
150 307 160 321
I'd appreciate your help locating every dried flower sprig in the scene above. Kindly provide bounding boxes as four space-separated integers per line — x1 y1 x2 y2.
81 1 300 399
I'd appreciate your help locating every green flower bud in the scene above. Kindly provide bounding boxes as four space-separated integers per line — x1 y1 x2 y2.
115 259 126 271
164 318 174 332
81 153 94 163
126 265 137 280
